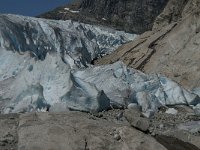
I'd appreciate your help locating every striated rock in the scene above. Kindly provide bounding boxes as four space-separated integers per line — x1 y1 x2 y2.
152 0 190 30
95 0 200 90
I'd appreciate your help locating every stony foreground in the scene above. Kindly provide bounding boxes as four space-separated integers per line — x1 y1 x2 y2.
0 108 200 150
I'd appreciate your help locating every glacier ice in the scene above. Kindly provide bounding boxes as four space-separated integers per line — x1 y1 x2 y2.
0 48 199 113
73 62 200 111
0 14 136 68
0 14 200 114
0 49 111 113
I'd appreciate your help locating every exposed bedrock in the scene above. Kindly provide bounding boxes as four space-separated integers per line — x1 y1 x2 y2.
39 0 169 34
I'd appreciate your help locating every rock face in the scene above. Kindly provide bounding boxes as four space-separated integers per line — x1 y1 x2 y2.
96 0 200 90
39 0 169 34
0 14 200 114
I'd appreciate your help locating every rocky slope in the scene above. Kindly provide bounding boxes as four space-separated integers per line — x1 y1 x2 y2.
0 109 200 150
38 0 169 34
96 0 200 90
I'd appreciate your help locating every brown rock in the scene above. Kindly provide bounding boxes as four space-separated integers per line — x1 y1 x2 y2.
96 0 200 90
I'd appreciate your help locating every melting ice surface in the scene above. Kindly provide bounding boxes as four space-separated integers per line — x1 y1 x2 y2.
0 14 136 68
0 14 199 114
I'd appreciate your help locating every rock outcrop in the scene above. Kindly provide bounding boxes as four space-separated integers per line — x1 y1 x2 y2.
17 112 167 150
38 0 169 34
1 110 200 150
96 0 200 90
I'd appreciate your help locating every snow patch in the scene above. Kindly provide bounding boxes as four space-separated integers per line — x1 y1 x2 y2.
64 7 80 13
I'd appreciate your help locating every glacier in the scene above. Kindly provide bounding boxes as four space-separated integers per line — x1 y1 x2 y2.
0 14 136 68
0 14 200 114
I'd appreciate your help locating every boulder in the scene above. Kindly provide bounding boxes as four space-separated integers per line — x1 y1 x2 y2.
124 109 150 132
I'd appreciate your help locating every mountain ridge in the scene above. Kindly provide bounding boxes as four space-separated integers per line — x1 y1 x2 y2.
38 0 169 34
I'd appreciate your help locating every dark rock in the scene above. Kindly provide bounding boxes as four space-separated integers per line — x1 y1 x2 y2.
155 135 200 150
38 0 169 34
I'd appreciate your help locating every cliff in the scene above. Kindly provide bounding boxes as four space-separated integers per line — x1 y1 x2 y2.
39 0 169 34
